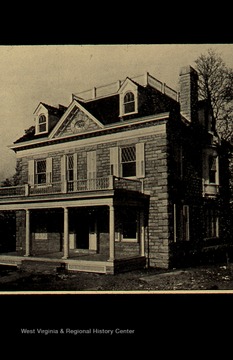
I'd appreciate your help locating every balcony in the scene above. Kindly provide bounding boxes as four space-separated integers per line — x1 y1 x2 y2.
0 176 143 199
203 183 219 197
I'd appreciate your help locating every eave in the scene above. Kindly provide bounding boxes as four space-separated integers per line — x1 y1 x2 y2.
9 112 170 152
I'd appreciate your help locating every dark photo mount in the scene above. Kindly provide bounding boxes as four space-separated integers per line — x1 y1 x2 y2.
1 8 232 349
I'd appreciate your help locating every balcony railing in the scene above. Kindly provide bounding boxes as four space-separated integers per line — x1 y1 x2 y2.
0 176 143 199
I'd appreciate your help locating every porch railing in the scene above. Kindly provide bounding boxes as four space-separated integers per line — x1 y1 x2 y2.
0 176 143 198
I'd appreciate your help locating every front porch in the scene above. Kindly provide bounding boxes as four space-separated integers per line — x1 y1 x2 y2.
0 189 148 274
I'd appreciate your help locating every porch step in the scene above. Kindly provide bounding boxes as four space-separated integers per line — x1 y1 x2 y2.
20 259 63 274
0 257 22 267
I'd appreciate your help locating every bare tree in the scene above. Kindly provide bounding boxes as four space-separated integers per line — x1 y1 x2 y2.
195 48 233 141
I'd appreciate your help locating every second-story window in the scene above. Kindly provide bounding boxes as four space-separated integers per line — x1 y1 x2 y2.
110 143 145 178
67 155 74 182
35 159 46 184
209 155 217 184
123 92 135 114
121 145 136 177
38 114 47 133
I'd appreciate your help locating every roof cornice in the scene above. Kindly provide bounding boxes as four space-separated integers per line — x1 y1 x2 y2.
9 112 170 152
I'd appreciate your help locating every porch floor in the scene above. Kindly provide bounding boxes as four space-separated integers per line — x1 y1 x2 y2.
0 251 146 274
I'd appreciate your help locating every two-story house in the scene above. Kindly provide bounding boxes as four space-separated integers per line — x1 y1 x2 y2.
0 66 231 274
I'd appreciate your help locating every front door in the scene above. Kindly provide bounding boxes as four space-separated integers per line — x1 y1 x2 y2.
76 213 89 249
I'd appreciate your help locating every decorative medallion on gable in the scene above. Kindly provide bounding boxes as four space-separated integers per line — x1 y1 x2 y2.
52 104 102 138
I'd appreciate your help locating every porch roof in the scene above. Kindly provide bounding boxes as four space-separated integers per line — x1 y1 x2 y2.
0 188 149 211
0 176 149 211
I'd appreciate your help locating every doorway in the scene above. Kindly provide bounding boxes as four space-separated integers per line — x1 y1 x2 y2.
76 213 89 249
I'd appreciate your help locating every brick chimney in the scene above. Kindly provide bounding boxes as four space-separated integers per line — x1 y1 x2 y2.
179 66 198 122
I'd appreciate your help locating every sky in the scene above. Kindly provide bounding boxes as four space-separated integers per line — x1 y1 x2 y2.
0 43 233 181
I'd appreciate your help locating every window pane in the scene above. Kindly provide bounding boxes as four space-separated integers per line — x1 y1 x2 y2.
123 222 137 239
121 146 136 177
123 208 137 239
209 170 216 183
121 146 136 162
122 211 137 239
67 155 74 170
124 102 135 114
68 169 74 181
36 160 46 184
39 123 47 132
122 162 136 177
209 156 216 183
123 92 135 114
39 115 46 124
36 160 46 174
205 208 218 237
124 92 134 103
37 173 46 184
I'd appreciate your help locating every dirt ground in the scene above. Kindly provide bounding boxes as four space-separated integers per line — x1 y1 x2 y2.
1 262 233 292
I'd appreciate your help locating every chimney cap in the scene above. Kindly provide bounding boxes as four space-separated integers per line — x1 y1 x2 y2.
179 65 198 76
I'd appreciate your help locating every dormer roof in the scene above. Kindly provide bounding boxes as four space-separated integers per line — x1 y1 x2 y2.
33 102 67 117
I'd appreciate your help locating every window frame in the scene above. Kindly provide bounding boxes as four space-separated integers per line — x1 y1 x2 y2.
67 154 74 182
123 91 135 115
121 209 139 242
120 145 137 178
205 208 219 239
35 159 47 185
119 85 138 117
173 204 190 242
36 113 48 134
208 155 217 184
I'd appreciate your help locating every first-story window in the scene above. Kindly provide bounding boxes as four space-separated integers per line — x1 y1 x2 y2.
174 204 190 242
35 159 46 184
205 208 219 238
121 145 136 177
122 210 138 241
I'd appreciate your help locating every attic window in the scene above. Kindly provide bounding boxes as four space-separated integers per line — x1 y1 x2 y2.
123 92 135 114
36 114 48 134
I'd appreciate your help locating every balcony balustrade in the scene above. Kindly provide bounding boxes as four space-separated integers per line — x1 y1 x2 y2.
0 176 142 199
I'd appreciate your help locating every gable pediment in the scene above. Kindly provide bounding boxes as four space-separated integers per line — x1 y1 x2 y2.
33 103 49 117
49 100 104 139
118 77 138 94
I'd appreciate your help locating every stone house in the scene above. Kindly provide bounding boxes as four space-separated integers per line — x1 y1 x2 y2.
0 66 231 273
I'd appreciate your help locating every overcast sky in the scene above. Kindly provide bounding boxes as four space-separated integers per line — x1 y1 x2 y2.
0 44 233 181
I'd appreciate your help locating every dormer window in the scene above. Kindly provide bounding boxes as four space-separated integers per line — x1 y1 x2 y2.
38 114 47 132
36 114 48 134
123 92 135 114
118 78 138 117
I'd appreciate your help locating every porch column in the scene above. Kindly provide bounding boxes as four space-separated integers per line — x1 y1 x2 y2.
62 207 69 259
108 205 115 261
140 210 145 256
24 209 31 257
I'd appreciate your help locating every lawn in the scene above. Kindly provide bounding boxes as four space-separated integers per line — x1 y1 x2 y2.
1 262 233 292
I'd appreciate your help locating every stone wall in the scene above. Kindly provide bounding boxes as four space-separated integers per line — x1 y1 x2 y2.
142 131 170 268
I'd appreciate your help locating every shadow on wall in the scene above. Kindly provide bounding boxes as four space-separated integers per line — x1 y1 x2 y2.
0 211 16 253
